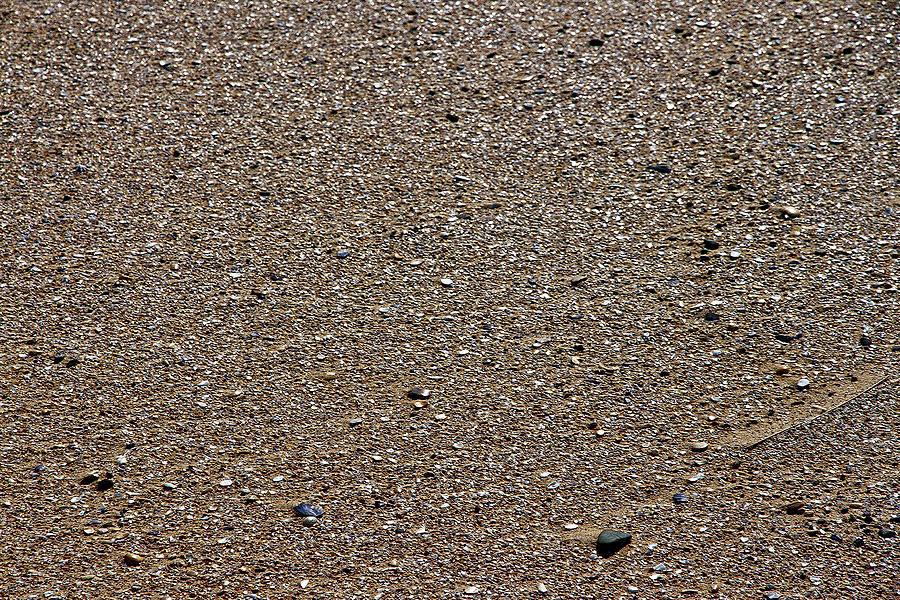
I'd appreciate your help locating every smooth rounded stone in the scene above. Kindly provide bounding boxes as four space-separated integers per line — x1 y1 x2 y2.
702 239 719 250
440 278 453 286
123 552 143 567
348 418 363 427
162 482 176 490
464 586 480 595
778 205 801 218
79 473 100 485
784 501 805 514
569 275 588 286
690 441 709 452
878 528 896 538
729 250 741 259
796 378 811 390
336 250 350 259
859 335 872 347
293 503 324 518
774 365 790 375
596 529 632 557
647 164 671 174
301 516 318 527
407 387 431 400
564 523 579 530
672 492 688 504
627 586 639 594
219 479 233 487
704 312 720 322
537 583 548 594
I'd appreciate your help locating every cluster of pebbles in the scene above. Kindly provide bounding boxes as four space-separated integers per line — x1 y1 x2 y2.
1 0 898 598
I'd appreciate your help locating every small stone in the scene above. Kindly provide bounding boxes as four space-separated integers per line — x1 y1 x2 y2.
647 164 671 174
627 586 639 594
588 38 603 47
293 503 324 518
440 278 453 287
729 250 741 259
784 501 805 514
687 473 705 483
796 378 810 390
564 523 579 530
407 387 431 400
348 418 363 427
464 586 480 595
537 583 548 594
336 250 350 259
301 516 318 527
878 528 896 538
596 529 632 557
413 400 429 409
672 492 688 504
690 441 709 452
219 479 233 487
859 335 872 347
79 473 100 485
96 479 114 492
774 365 790 375
704 312 720 322
570 275 587 286
162 483 176 490
702 239 719 250
778 206 801 218
123 553 143 567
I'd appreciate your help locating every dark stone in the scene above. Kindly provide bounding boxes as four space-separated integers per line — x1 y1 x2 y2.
726 183 742 191
407 387 431 400
672 492 688 504
774 333 796 343
293 503 324 518
859 336 871 347
96 479 114 492
336 250 350 259
853 537 864 547
708 67 723 76
647 164 671 174
596 529 631 557
703 239 719 250
588 38 604 47
446 114 460 123
879 528 896 538
704 312 720 322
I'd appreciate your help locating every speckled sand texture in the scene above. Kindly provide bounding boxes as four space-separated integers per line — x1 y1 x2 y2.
1 1 899 599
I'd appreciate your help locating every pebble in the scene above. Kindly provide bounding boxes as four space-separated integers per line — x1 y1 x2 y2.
348 418 363 427
96 478 114 492
596 529 632 557
704 312 720 322
464 586 480 595
778 206 801 218
690 441 709 452
703 239 719 250
564 523 579 530
774 365 790 375
293 503 324 518
301 516 318 527
687 473 705 483
336 250 350 259
408 387 431 400
627 586 639 594
537 583 548 594
859 335 871 347
878 528 896 538
440 278 453 287
672 492 688 504
796 378 810 390
219 479 233 487
162 482 176 490
123 552 143 567
647 164 671 174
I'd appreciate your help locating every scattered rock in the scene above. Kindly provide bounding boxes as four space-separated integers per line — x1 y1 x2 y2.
690 441 709 452
703 239 719 250
878 528 896 538
464 586 480 595
774 365 790 375
348 418 363 427
301 516 318 527
796 378 810 390
96 478 114 492
293 503 324 518
123 553 143 567
859 335 871 347
672 492 688 504
704 312 720 322
407 387 431 400
777 205 801 218
537 583 548 593
596 529 632 557
647 164 671 174
784 501 805 514
570 275 588 286
219 479 233 487
440 278 453 287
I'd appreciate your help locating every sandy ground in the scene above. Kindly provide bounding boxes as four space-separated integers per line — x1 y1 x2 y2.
1 0 899 598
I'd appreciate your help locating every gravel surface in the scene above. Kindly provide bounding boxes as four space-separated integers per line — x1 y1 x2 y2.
1 0 899 598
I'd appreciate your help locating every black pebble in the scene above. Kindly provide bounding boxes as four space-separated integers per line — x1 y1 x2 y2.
588 38 603 47
293 503 324 518
672 492 688 504
859 336 871 347
596 529 632 557
647 164 671 174
878 529 896 539
96 479 114 492
703 239 719 250
726 182 742 191
446 114 460 123
853 537 864 547
774 333 796 343
337 250 350 259
704 312 720 322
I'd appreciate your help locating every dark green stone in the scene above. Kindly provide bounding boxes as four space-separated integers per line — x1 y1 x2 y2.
596 530 632 557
